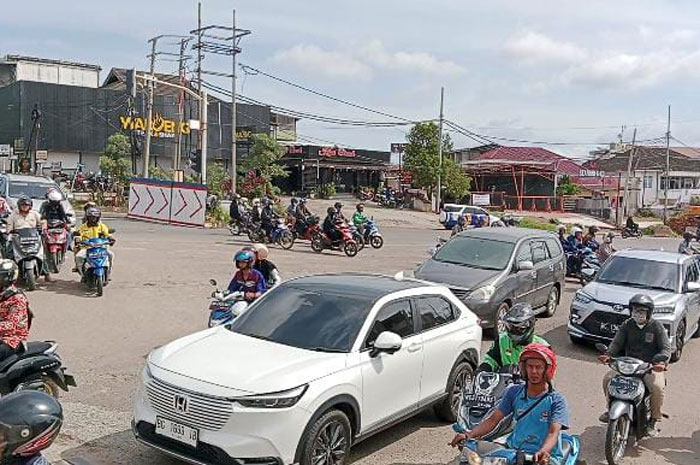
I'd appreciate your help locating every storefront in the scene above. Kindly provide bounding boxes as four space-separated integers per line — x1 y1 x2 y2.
278 144 391 194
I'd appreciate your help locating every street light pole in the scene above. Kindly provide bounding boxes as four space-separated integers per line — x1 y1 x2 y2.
663 105 671 225
436 87 445 212
231 9 238 195
143 38 157 178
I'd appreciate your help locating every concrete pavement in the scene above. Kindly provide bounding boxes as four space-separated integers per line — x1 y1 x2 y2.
27 218 699 465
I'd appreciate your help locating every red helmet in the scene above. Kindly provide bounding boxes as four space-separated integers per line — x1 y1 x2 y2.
519 343 557 382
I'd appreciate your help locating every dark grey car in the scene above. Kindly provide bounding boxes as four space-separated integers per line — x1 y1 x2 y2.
415 228 566 330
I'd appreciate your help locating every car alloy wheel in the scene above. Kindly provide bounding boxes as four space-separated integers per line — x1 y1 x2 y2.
671 319 685 363
544 286 559 317
304 410 351 465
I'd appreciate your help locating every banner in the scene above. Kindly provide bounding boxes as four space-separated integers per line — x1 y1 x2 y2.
127 178 207 227
472 193 491 206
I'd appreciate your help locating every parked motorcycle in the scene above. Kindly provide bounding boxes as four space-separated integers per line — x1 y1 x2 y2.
621 227 643 239
11 229 44 291
454 366 520 442
0 340 75 398
459 436 581 465
362 218 384 249
43 220 68 274
77 232 114 297
596 343 665 465
207 279 248 328
311 221 359 257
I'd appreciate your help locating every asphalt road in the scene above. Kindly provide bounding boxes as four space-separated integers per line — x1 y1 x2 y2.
28 219 699 465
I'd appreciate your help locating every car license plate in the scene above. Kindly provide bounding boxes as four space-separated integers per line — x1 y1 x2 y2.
155 417 198 447
600 322 620 335
464 393 495 408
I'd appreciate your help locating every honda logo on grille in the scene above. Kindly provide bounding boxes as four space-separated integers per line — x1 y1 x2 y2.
174 394 190 413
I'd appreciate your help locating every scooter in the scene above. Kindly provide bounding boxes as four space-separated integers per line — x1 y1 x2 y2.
349 224 365 251
362 218 384 249
460 436 581 465
207 279 248 328
269 219 295 250
454 366 520 442
77 231 114 297
43 220 68 274
0 341 76 398
566 247 600 285
11 229 44 292
596 343 665 465
228 212 250 236
621 227 642 239
294 215 321 241
311 220 359 257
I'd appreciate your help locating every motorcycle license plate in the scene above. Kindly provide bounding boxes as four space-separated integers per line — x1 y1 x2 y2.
464 393 495 408
155 417 198 447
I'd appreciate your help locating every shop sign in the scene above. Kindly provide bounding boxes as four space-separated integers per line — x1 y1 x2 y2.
579 169 604 177
286 146 304 155
472 193 490 206
36 150 48 162
319 147 356 158
119 115 191 139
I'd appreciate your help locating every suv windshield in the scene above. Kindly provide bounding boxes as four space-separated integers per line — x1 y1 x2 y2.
597 256 679 292
230 283 375 352
434 236 514 270
9 181 58 199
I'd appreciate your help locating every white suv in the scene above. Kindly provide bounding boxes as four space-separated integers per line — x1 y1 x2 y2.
133 274 482 465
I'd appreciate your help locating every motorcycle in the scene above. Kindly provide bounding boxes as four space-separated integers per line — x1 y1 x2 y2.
621 227 642 239
349 224 366 251
269 219 295 250
77 232 114 297
228 212 251 236
459 436 581 465
0 341 76 398
11 229 44 291
294 215 321 241
596 343 665 465
362 218 384 249
566 247 600 285
454 366 520 442
311 221 359 257
43 220 68 274
207 279 248 328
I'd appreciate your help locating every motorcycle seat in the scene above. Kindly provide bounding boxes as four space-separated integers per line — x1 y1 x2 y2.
21 341 52 355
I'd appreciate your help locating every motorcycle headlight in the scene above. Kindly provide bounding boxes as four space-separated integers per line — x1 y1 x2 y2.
615 360 637 376
234 385 308 409
653 306 675 315
468 285 496 302
574 291 593 305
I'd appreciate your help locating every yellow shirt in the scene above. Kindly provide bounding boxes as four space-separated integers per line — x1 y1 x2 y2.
79 222 110 241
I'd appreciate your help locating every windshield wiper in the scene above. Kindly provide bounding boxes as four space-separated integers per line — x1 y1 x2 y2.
308 347 347 353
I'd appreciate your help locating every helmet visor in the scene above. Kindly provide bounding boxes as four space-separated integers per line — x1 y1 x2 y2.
505 321 531 336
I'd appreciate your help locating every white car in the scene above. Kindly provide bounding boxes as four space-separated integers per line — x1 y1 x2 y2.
438 204 498 230
0 173 76 225
133 273 482 465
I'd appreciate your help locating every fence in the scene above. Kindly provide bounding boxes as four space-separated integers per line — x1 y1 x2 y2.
127 178 207 227
504 195 564 212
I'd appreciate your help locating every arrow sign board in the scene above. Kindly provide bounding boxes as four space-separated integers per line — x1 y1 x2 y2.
128 178 206 227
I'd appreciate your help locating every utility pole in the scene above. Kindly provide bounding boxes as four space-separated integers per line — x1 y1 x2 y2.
436 87 445 212
175 38 189 171
622 128 637 223
200 91 208 183
143 38 157 178
664 105 671 224
231 9 238 195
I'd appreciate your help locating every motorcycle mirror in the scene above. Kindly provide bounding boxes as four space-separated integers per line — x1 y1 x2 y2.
209 279 218 287
108 228 116 234
595 343 609 354
652 354 669 364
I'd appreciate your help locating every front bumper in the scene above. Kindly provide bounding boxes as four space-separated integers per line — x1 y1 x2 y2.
133 376 312 465
463 300 499 328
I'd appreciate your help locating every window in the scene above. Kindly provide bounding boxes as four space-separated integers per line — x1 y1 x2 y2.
434 236 515 271
531 241 549 264
684 177 694 189
643 176 652 189
515 242 533 264
0 177 6 196
598 257 679 293
415 297 457 331
670 177 681 190
365 300 415 348
545 238 563 258
685 260 699 287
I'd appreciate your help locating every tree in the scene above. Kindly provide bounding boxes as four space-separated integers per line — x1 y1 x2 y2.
241 134 288 196
206 163 230 198
556 175 581 196
100 133 132 184
403 122 470 199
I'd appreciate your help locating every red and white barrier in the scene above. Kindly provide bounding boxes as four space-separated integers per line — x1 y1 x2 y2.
128 178 207 227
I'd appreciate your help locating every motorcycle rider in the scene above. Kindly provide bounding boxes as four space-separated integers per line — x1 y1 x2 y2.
678 231 695 255
556 225 571 252
479 303 549 372
80 201 97 224
39 188 69 230
287 198 298 217
260 198 278 241
352 203 369 236
0 260 29 362
451 344 570 465
626 216 639 234
252 243 281 287
73 207 115 278
6 196 50 282
323 207 341 243
597 232 616 263
566 227 585 275
334 202 346 222
598 294 671 435
584 225 600 248
293 198 312 236
227 249 266 301
229 193 242 225
250 199 262 223
0 195 11 216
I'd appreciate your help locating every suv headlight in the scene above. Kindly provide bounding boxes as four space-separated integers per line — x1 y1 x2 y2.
234 385 308 409
653 306 675 314
574 291 593 305
468 285 496 302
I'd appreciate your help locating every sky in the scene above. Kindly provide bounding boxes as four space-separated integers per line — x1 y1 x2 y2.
3 0 700 158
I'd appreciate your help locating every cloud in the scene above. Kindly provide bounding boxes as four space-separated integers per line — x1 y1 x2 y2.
271 44 372 80
505 31 588 64
359 40 465 75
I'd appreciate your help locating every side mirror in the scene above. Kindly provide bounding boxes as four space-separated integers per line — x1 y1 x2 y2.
595 343 609 354
687 281 700 292
370 331 402 357
108 228 116 234
517 260 534 272
209 279 218 287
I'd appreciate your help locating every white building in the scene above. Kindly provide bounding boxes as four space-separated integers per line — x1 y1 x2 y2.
0 54 101 88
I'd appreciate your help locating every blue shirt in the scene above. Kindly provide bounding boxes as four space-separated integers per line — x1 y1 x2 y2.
497 385 570 463
227 269 267 295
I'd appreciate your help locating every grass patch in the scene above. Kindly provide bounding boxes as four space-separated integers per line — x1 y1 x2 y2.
519 217 557 232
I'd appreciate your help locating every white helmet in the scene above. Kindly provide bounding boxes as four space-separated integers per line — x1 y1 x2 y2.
556 224 566 233
572 226 583 234
47 189 62 202
253 243 269 259
252 198 260 206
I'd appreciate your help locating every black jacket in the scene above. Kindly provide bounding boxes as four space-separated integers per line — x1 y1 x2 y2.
608 318 672 363
39 201 68 223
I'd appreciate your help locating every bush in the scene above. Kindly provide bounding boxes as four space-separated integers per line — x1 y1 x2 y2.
636 208 656 218
314 182 336 199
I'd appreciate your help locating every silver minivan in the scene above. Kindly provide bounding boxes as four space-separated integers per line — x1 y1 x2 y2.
415 228 566 331
0 174 76 225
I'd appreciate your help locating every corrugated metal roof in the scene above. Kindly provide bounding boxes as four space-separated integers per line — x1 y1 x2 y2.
2 54 101 71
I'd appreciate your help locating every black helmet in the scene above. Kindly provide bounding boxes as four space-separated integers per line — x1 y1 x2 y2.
589 225 600 234
0 260 18 290
334 202 343 209
683 231 695 241
16 196 31 210
503 303 536 345
291 198 298 205
629 294 654 318
86 207 101 225
0 391 63 460
327 207 336 215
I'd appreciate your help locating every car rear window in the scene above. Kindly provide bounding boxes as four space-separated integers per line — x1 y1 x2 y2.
9 181 58 199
